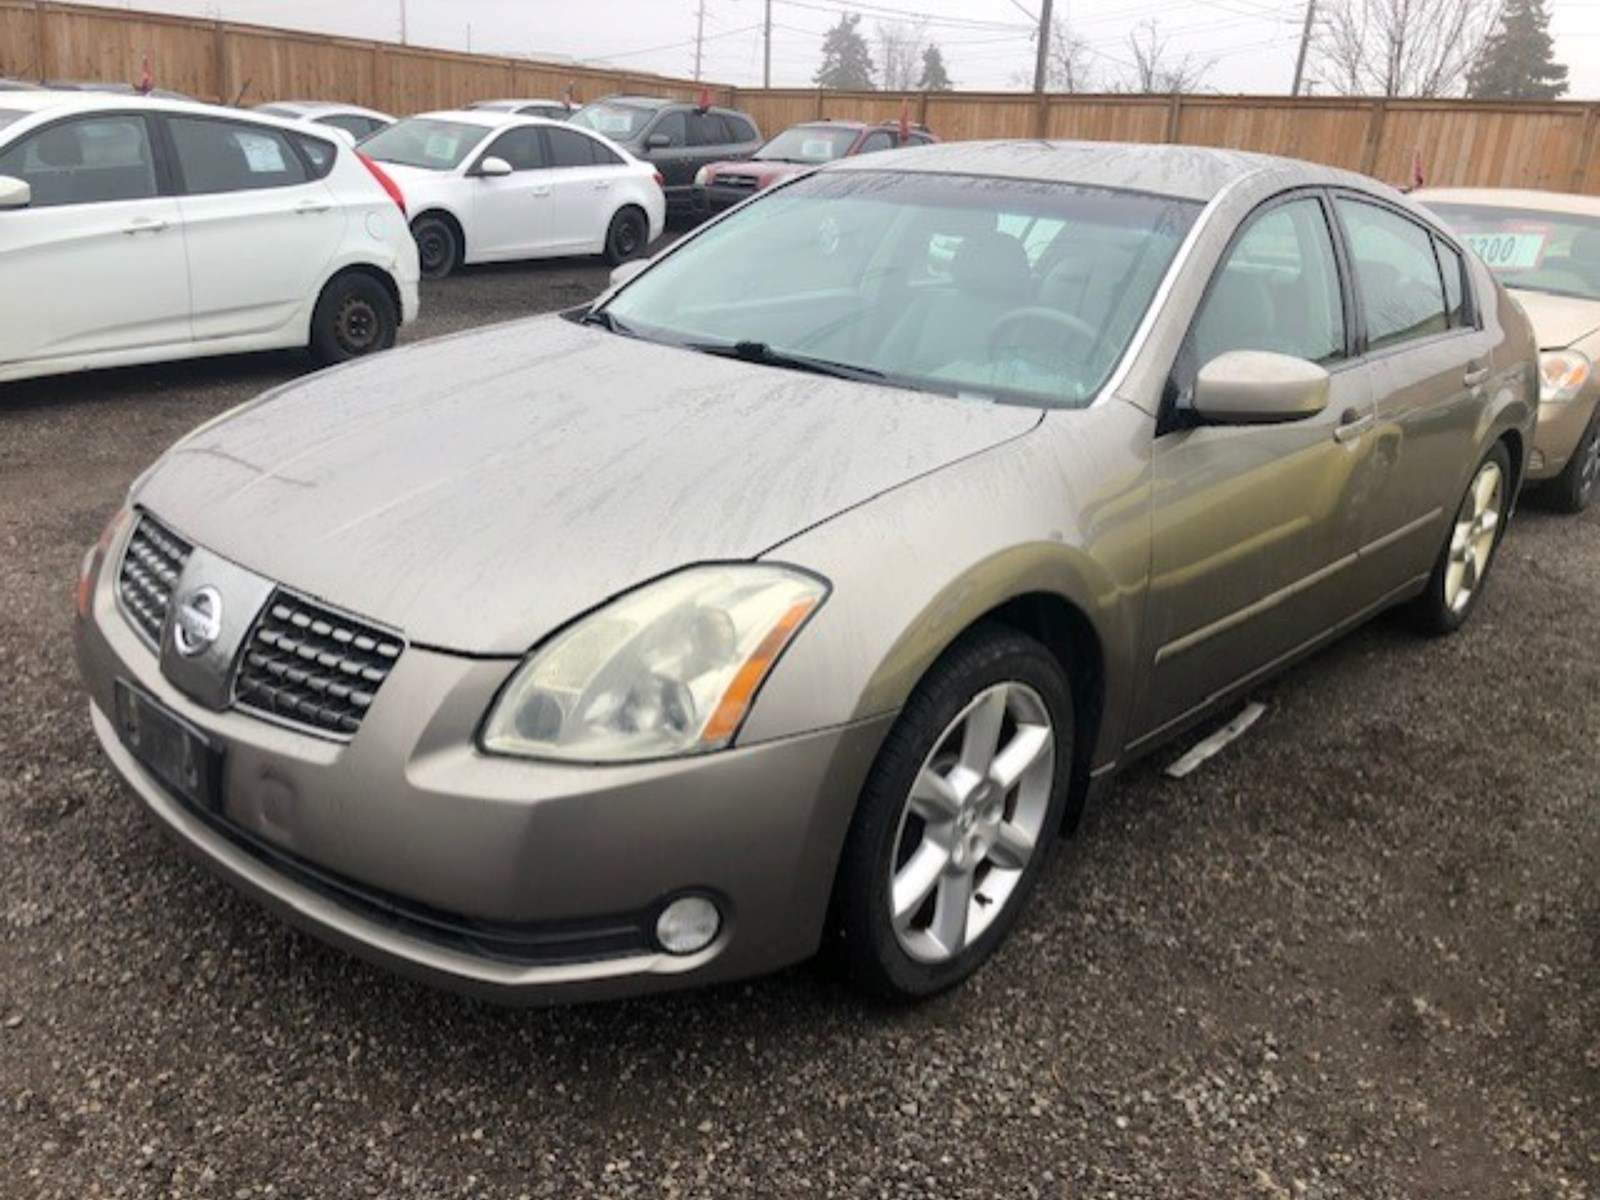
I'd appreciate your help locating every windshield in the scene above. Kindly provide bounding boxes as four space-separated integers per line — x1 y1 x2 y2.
758 126 858 163
601 170 1200 409
1425 201 1600 301
359 118 486 170
570 103 653 140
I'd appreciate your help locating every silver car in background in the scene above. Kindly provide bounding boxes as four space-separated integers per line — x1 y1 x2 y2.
75 142 1536 1004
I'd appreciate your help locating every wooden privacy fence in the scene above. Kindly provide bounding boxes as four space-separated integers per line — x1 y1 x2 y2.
4 2 1600 194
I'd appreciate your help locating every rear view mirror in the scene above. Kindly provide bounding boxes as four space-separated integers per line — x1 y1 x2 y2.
645 133 671 150
608 259 650 289
1192 350 1330 425
0 175 30 210
475 156 513 178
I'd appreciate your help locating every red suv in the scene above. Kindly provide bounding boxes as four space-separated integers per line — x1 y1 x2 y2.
694 119 937 215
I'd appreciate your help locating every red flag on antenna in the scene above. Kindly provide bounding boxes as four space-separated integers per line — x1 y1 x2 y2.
137 54 153 94
1410 147 1425 190
899 98 911 145
697 84 711 113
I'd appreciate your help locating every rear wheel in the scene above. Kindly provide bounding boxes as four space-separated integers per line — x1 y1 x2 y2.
1542 410 1600 513
603 207 648 266
309 274 398 366
829 625 1072 1000
1407 442 1512 635
412 214 461 279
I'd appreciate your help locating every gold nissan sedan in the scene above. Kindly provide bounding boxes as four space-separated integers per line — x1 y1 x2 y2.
1417 188 1600 512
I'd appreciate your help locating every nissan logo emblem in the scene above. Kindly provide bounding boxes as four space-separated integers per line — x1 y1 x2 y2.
173 586 223 658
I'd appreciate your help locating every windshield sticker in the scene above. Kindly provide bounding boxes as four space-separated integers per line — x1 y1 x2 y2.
800 138 838 159
1462 230 1547 271
424 132 462 163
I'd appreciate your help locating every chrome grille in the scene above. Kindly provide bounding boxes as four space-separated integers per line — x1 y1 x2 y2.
719 174 759 189
117 515 192 646
233 592 403 738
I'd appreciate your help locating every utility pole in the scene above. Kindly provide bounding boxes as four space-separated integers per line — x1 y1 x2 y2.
693 0 706 82
1291 0 1315 96
1032 0 1054 94
763 0 772 89
399 0 408 46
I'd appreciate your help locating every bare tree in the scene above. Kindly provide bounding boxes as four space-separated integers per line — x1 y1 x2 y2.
1118 21 1213 93
877 19 930 92
1311 0 1496 97
1008 19 1096 92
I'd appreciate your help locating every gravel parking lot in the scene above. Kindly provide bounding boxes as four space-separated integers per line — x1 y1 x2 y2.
2 255 1595 1200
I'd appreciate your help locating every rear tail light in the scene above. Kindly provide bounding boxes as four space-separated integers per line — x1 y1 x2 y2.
653 170 665 190
358 152 407 217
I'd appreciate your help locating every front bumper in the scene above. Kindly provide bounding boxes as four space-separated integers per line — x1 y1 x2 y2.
696 183 761 213
75 538 890 1004
1528 391 1600 480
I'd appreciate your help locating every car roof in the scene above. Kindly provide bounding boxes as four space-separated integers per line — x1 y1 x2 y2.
1413 186 1600 217
825 139 1361 203
0 90 351 140
257 100 387 116
410 108 568 131
472 98 564 109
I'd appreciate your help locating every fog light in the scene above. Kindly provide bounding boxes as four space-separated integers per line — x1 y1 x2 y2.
655 895 721 955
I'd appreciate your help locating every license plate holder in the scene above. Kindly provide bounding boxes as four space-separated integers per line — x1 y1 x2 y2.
113 681 223 814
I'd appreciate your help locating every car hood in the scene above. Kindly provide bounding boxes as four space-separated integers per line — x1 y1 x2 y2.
1508 287 1600 350
137 318 1041 655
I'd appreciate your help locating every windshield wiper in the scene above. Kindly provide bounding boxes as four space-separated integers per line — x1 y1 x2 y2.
688 341 886 384
579 307 636 337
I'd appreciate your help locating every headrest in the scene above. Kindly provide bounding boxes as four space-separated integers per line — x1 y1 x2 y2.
951 232 1031 299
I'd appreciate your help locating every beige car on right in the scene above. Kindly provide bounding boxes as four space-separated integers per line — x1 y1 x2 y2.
1417 188 1600 512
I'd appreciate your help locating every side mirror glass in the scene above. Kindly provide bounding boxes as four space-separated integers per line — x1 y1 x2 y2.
0 175 31 210
645 133 672 150
1191 350 1330 425
608 259 650 290
475 156 513 178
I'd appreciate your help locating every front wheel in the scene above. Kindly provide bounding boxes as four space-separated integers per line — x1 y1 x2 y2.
1407 441 1512 635
829 625 1073 1000
309 274 398 366
412 214 461 279
603 207 648 266
1542 409 1600 514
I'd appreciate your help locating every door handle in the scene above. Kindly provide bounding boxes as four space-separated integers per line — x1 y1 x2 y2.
1333 407 1375 444
294 201 333 215
1463 365 1490 388
593 180 612 190
529 186 552 197
121 218 168 235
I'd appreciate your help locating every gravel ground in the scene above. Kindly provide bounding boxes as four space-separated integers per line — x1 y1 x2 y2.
1 255 1596 1200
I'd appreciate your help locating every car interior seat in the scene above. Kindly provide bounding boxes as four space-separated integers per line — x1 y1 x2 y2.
880 230 1033 372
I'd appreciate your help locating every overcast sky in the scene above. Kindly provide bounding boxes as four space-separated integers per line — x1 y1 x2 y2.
69 0 1600 98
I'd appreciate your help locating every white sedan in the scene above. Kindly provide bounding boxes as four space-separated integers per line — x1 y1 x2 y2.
253 100 396 142
360 110 665 278
0 91 419 385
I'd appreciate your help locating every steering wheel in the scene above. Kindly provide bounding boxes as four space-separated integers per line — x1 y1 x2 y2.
987 306 1100 373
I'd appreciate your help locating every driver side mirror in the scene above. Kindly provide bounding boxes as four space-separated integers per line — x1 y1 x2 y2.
0 175 30 210
645 133 672 150
1191 350 1330 425
475 156 513 179
608 259 650 289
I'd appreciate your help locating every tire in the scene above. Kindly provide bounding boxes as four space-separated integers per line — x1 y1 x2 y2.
412 214 461 280
603 207 648 266
829 624 1073 1000
1407 441 1513 636
309 273 398 366
1541 409 1600 514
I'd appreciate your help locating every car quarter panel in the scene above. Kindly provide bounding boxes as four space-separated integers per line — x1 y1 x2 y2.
745 397 1154 775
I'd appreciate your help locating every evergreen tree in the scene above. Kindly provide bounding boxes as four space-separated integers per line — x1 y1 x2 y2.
815 14 877 90
918 44 952 91
1466 0 1568 100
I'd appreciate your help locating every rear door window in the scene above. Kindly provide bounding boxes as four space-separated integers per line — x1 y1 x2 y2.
169 118 309 194
0 115 159 206
1335 198 1450 351
292 132 338 179
547 127 605 167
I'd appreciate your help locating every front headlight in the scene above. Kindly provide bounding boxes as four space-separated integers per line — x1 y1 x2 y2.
481 565 827 763
1539 349 1591 401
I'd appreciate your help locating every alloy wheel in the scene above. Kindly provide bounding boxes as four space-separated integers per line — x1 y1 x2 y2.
888 682 1055 964
1444 459 1504 614
1578 426 1600 504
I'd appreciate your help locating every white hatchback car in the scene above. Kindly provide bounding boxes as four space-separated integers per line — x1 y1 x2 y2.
0 92 419 385
360 110 666 278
